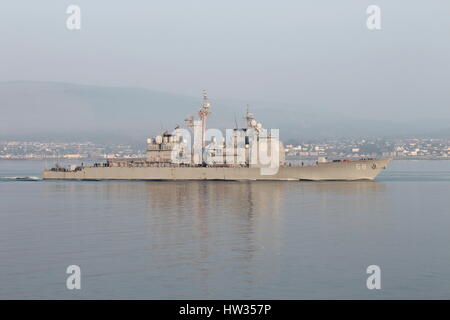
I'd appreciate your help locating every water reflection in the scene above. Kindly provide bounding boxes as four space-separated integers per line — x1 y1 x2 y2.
39 180 387 298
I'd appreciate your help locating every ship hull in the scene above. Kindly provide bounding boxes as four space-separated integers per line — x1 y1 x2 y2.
42 158 391 181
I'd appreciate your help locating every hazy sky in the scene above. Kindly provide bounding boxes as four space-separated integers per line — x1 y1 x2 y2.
1 1 449 116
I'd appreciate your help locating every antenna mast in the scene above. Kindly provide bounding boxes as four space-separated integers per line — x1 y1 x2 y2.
198 90 211 164
244 104 254 128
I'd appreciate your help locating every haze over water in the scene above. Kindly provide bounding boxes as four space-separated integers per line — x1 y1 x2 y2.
1 160 450 299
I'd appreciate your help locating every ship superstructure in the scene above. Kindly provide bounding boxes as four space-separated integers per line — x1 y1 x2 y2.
143 92 284 169
43 93 391 181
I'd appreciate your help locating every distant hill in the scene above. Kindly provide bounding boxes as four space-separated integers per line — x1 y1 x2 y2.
1 81 449 143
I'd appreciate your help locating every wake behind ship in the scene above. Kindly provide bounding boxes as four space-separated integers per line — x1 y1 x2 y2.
43 93 391 181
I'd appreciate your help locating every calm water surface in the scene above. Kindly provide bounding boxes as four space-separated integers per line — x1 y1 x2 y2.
0 160 450 299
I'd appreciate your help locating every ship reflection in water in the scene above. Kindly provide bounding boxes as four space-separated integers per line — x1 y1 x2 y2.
31 180 387 299
70 180 387 299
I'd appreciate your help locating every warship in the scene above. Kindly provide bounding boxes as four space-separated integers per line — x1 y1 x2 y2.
43 92 391 181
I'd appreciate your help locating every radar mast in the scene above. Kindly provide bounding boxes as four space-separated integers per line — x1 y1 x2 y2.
244 104 254 128
198 90 211 164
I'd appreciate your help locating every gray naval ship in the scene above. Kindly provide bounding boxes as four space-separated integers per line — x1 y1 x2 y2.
43 93 391 181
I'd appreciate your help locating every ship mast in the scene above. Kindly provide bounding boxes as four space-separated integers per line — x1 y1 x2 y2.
244 104 254 128
198 90 211 164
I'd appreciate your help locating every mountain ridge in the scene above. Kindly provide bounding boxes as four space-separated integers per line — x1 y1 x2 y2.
1 81 449 143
